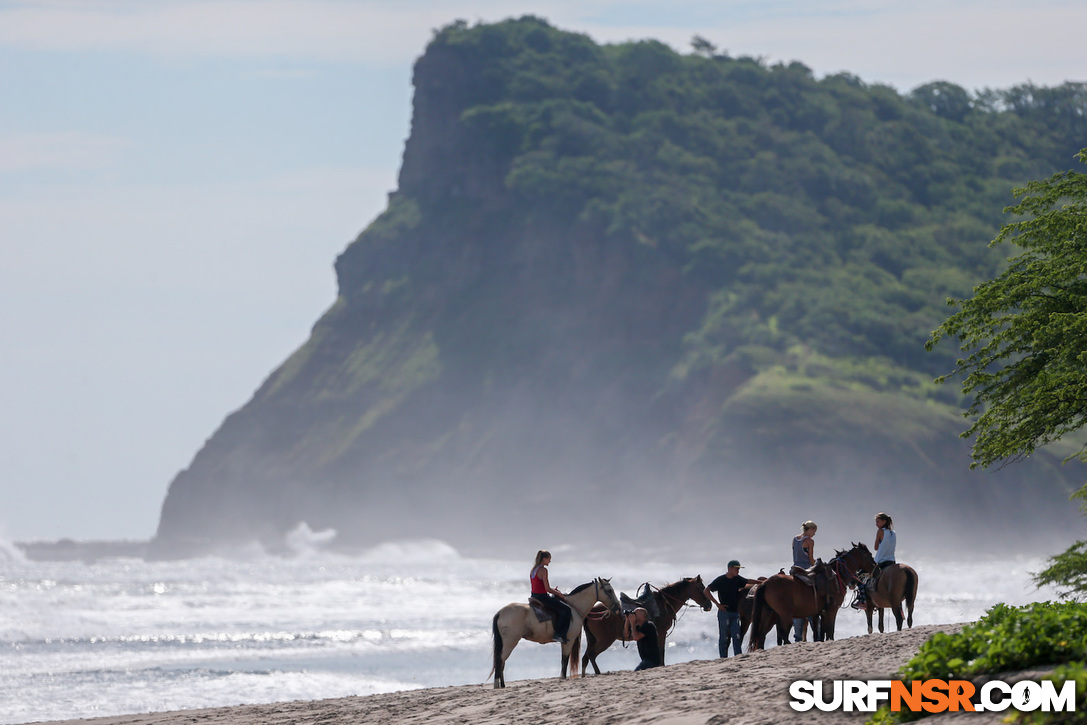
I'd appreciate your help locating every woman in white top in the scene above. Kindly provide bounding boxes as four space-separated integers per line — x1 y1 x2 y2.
874 512 896 571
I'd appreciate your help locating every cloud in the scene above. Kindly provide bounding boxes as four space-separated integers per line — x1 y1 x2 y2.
0 0 496 64
0 131 128 173
1 0 1082 90
574 1 1087 90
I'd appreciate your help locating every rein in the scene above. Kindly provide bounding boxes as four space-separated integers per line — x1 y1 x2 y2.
586 578 620 620
647 580 702 635
828 548 869 608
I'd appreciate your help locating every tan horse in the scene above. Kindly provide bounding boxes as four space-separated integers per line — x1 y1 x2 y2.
863 563 918 633
580 576 713 674
491 577 619 688
749 543 875 650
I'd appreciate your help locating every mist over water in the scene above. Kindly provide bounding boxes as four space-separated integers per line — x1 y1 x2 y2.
0 533 1063 725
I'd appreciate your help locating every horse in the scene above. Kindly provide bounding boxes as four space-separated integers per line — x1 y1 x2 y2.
862 563 918 633
749 542 875 650
580 576 712 674
491 577 619 688
738 577 789 648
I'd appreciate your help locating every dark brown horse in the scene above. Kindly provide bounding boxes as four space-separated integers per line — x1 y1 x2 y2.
739 577 789 647
863 563 918 633
749 543 875 650
581 576 713 674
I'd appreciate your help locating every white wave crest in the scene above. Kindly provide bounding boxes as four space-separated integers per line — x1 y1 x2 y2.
359 539 460 563
284 522 337 555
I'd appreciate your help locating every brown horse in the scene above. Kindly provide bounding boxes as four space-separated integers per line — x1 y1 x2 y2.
491 577 620 688
749 543 875 650
738 577 789 647
580 576 713 674
863 563 918 633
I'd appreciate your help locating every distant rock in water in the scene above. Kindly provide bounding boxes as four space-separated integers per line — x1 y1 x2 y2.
18 539 149 563
150 18 1087 559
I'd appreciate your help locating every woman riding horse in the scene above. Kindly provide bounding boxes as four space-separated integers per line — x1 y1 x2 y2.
491 576 620 688
750 543 875 649
529 550 571 643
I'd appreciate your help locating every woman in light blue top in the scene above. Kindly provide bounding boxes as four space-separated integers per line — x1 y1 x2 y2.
874 512 896 571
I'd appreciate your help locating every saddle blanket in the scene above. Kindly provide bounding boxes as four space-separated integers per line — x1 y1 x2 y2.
529 601 555 623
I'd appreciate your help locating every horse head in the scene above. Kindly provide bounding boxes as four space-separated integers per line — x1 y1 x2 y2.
689 575 713 611
831 542 876 585
596 577 621 615
849 542 876 574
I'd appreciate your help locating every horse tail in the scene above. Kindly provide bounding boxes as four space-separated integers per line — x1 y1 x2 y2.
490 612 502 682
904 567 917 628
750 582 768 651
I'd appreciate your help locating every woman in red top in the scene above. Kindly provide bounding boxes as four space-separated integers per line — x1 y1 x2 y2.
530 550 571 643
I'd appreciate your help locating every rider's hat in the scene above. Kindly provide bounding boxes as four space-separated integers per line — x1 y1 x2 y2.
728 559 743 568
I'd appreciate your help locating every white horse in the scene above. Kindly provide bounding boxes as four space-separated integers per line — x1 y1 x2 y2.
491 577 620 688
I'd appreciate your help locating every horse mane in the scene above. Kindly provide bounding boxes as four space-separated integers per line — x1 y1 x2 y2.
568 581 594 596
832 542 871 560
659 577 695 597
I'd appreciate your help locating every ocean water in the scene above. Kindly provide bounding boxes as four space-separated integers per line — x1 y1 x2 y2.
0 534 1060 725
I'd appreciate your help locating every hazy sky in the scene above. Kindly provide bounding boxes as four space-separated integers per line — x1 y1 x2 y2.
1 0 1084 543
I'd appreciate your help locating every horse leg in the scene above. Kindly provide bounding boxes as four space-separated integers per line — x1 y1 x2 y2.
864 605 874 635
776 617 789 646
823 611 836 641
878 607 886 633
492 614 505 689
892 602 905 631
559 632 578 679
582 627 600 676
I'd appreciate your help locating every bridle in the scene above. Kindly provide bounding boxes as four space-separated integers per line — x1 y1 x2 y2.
828 547 871 604
646 578 706 634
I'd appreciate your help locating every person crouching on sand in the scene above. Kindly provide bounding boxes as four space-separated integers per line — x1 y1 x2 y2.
624 607 661 670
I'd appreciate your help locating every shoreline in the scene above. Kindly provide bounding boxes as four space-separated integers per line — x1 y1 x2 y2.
32 624 1011 725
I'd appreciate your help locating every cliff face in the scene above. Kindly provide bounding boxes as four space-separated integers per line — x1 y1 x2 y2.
152 19 1087 558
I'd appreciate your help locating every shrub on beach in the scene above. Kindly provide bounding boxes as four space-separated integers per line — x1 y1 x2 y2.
870 601 1087 723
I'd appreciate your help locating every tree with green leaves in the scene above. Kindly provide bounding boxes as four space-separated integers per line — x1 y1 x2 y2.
927 148 1087 595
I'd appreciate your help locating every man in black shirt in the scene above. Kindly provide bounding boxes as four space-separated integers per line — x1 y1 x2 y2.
705 559 750 658
623 607 661 670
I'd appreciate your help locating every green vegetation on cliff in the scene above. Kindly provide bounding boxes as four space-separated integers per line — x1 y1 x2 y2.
154 17 1087 555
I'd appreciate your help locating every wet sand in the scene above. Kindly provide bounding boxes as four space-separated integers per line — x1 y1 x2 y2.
38 624 1013 725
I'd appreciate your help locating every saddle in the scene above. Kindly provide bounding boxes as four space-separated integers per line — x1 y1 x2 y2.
529 598 559 624
788 565 815 586
851 572 876 609
788 561 835 610
620 583 661 619
860 566 886 598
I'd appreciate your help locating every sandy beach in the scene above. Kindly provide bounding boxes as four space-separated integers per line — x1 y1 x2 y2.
29 623 1023 725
